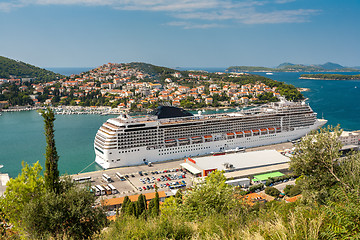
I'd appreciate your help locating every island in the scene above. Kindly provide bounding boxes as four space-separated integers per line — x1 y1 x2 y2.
299 74 360 80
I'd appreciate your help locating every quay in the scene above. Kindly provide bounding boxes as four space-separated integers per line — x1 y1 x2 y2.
69 141 296 200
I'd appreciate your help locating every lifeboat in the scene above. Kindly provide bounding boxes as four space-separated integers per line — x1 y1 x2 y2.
178 138 188 141
244 130 251 137
191 136 203 143
204 135 213 142
191 136 202 139
226 132 235 139
268 127 275 133
276 127 281 133
165 139 177 146
260 128 268 135
252 129 260 136
235 131 244 138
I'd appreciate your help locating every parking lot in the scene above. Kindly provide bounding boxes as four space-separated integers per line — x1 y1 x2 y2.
71 159 193 199
71 141 297 200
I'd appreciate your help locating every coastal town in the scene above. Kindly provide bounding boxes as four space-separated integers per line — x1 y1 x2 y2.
0 63 299 113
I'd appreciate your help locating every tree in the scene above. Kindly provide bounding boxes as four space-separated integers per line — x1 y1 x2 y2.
126 201 136 216
265 187 281 197
40 108 60 193
153 191 160 216
121 196 130 214
20 178 107 239
175 189 183 204
137 194 147 217
1 161 45 232
284 184 294 196
181 170 237 219
290 126 344 202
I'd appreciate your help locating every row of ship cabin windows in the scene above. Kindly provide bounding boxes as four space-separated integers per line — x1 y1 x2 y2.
119 149 141 153
159 146 211 155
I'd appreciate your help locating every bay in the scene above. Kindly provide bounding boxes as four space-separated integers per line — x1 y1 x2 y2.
0 111 110 177
1 71 359 177
46 67 94 76
253 72 360 131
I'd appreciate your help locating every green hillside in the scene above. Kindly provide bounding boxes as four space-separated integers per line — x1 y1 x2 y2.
227 62 360 72
226 66 274 72
0 56 63 81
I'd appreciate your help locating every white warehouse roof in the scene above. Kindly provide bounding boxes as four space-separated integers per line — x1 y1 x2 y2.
190 150 290 172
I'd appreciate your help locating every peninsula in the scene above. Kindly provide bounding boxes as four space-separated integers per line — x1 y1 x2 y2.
299 73 360 80
227 62 360 73
0 56 303 112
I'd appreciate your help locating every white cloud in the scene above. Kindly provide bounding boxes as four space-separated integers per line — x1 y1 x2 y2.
274 0 296 4
0 0 320 28
241 9 319 24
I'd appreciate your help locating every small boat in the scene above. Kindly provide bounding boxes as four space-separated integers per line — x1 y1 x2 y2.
266 72 273 75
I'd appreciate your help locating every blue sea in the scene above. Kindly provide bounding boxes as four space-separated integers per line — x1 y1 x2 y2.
46 67 94 76
1 70 359 177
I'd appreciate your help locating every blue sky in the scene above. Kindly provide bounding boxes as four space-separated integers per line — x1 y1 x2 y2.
0 0 359 68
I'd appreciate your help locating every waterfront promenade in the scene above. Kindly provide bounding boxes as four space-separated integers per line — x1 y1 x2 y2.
1 105 125 115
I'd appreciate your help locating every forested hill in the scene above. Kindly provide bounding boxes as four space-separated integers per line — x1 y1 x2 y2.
227 62 360 72
127 62 183 77
0 56 63 81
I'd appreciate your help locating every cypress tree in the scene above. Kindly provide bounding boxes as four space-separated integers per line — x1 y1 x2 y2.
154 191 160 216
121 196 130 214
126 202 136 216
148 199 155 216
137 194 147 216
41 108 60 193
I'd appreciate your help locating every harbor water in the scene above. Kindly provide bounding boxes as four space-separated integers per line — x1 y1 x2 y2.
1 71 360 177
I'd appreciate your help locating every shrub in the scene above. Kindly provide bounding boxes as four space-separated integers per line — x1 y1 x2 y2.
249 183 264 193
288 185 302 197
284 185 294 196
265 187 281 197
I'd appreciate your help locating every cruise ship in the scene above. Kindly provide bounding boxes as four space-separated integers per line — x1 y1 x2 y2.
94 99 327 169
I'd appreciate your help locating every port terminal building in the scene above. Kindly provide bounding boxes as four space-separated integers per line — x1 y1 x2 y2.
180 149 290 178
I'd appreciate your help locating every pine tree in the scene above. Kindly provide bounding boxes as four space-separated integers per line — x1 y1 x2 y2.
41 108 60 193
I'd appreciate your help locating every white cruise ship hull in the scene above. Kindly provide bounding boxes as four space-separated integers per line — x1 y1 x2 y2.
95 119 327 169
